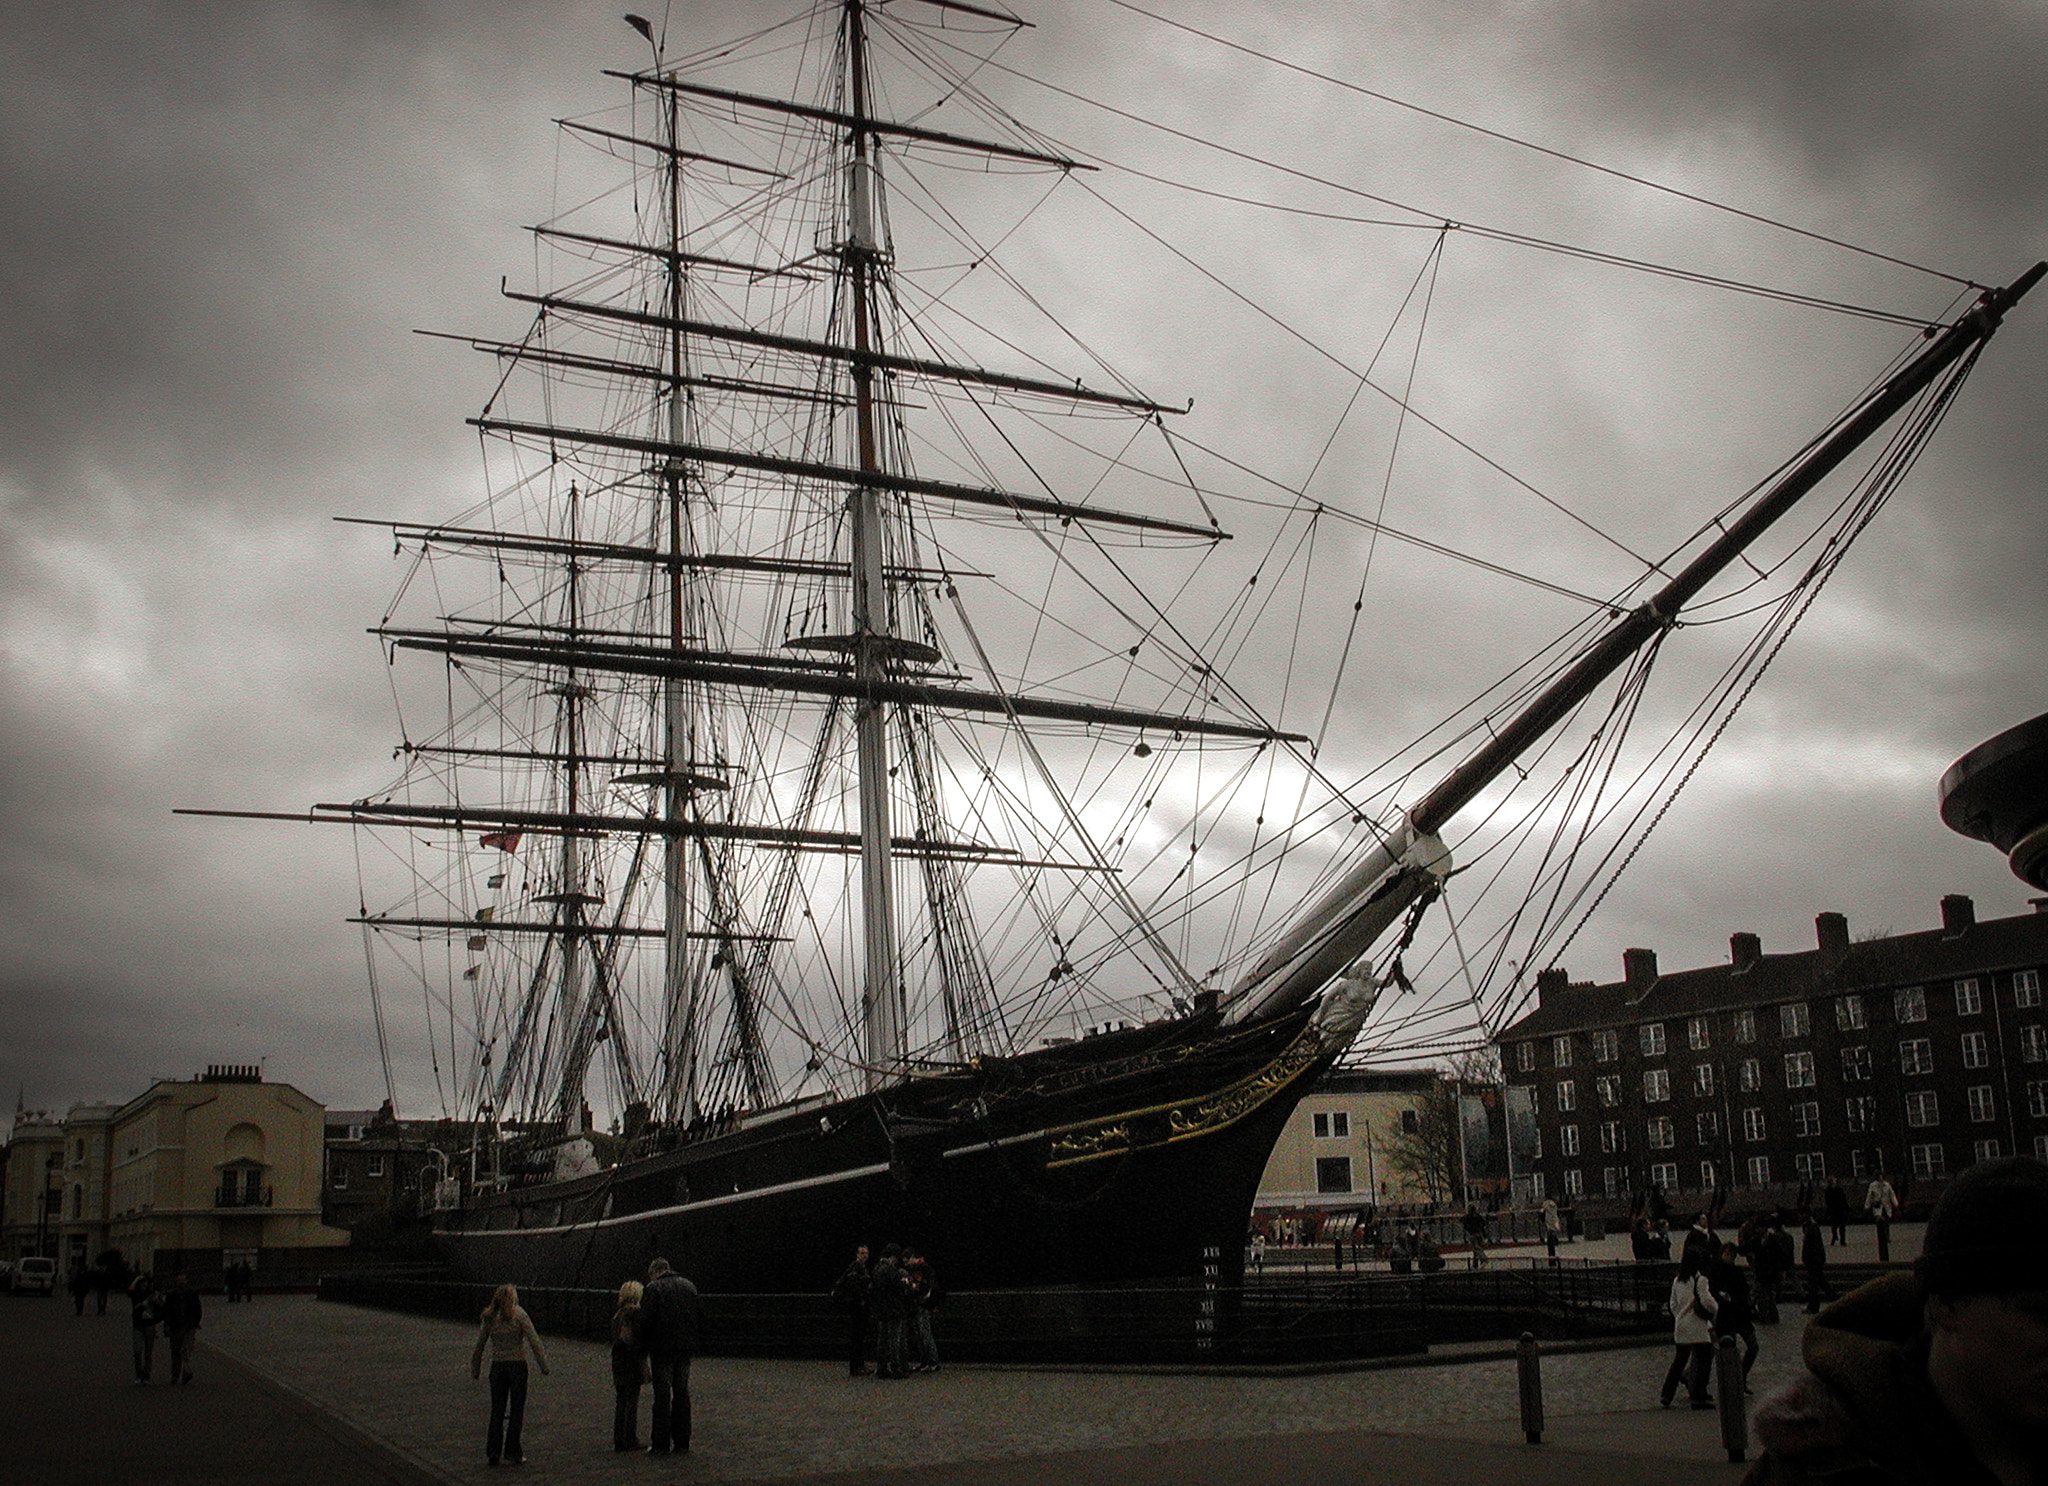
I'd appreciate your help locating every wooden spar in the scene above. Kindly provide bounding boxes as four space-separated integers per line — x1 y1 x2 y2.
608 71 1086 171
379 628 1305 742
529 226 819 280
472 414 1219 539
554 120 788 178
416 331 847 407
500 289 1179 416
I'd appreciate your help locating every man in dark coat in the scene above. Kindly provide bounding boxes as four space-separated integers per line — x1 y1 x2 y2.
639 1257 702 1454
1757 1213 1794 1323
1800 1212 1836 1315
161 1274 202 1384
869 1245 911 1379
1744 1156 2048 1485
1823 1181 1850 1246
1707 1241 1759 1383
830 1246 873 1376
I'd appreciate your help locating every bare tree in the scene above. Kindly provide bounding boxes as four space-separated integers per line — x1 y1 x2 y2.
1383 1074 1461 1203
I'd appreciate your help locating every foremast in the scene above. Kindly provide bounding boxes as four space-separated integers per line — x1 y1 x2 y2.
1220 261 2047 1031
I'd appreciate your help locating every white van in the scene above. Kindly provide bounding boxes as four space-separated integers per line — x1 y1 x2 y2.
10 1257 57 1295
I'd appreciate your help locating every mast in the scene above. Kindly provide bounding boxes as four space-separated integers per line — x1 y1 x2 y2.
844 0 904 1087
1221 262 2046 1028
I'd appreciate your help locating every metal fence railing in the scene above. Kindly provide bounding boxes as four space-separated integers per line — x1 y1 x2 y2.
321 1258 1696 1366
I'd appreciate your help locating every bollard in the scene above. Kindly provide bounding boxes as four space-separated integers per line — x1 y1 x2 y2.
1516 1331 1544 1444
1714 1333 1748 1463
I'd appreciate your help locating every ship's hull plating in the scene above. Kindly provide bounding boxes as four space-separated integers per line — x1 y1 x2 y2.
437 1002 1340 1293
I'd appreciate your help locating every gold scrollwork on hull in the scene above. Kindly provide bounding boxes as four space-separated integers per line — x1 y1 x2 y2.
1046 1122 1131 1166
1040 1020 1331 1169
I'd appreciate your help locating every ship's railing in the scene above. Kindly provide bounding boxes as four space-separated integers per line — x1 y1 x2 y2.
318 1260 1693 1366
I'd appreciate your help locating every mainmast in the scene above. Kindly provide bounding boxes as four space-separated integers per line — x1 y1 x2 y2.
1220 262 2046 1029
843 0 904 1087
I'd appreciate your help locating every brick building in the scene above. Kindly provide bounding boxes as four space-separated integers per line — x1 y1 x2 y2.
1497 895 2048 1213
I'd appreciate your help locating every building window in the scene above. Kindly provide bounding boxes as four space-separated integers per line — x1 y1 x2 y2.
1905 1090 1940 1128
1910 1143 1946 1180
330 1159 348 1190
2017 969 2042 1009
2037 1136 2048 1162
1841 1045 1872 1081
1973 1138 2002 1163
1794 1151 1827 1182
1529 1170 1546 1199
1599 1121 1622 1154
1733 1009 1757 1044
2022 1026 2048 1063
1596 1075 1621 1106
1738 1058 1762 1092
1649 1162 1678 1191
1955 979 1983 1016
1835 994 1866 1032
1694 1063 1715 1096
1688 1017 1711 1051
1784 1051 1817 1089
1556 1080 1577 1113
1315 1157 1353 1193
1697 1111 1719 1142
1640 1023 1667 1058
1699 1160 1718 1189
1846 1095 1877 1133
366 1155 385 1178
1900 1038 1935 1076
2029 1080 2048 1119
1961 1031 1989 1070
1400 1108 1420 1134
1564 1168 1585 1198
1648 1116 1675 1150
1603 1167 1621 1197
1742 1107 1767 1143
1852 1148 1871 1178
1645 1068 1672 1102
1560 1124 1581 1157
1895 986 1927 1023
1968 1085 1996 1123
1780 1003 1811 1038
1792 1101 1822 1139
1747 1155 1771 1186
1517 1042 1537 1072
1593 1028 1620 1063
1312 1111 1351 1138
1552 1035 1573 1068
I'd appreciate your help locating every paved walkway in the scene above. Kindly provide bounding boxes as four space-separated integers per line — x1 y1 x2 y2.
5 1292 1828 1485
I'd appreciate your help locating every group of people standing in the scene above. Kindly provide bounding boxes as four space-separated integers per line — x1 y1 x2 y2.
467 1256 702 1468
832 1243 941 1378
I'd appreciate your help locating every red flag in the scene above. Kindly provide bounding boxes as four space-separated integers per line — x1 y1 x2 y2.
479 830 523 853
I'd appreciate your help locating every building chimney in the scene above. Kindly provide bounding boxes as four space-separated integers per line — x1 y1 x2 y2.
1623 947 1659 989
1729 932 1761 971
1536 967 1570 1004
1816 912 1850 962
1941 894 1976 934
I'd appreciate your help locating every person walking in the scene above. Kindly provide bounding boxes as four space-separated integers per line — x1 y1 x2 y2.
1660 1247 1719 1409
1707 1241 1758 1385
1461 1205 1488 1269
1822 1181 1849 1246
640 1257 701 1454
830 1246 873 1376
1541 1197 1563 1265
67 1266 88 1316
1864 1172 1899 1263
869 1245 911 1378
1800 1212 1836 1314
610 1279 646 1451
1756 1213 1793 1323
127 1272 160 1384
161 1274 202 1384
469 1282 550 1467
906 1250 941 1373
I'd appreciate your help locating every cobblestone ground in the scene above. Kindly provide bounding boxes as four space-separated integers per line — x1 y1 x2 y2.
200 1296 1816 1484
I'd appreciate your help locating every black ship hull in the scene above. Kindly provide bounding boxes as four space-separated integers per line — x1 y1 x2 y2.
437 1000 1341 1293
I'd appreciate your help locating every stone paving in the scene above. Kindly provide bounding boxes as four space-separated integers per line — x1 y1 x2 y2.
196 1291 1825 1484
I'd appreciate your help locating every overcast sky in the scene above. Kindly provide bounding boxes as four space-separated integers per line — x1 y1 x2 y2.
4 0 2046 1126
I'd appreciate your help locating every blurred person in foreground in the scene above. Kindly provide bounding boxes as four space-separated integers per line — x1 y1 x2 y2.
1745 1156 2048 1486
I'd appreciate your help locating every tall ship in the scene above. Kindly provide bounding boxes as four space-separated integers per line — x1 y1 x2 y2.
193 1 2037 1293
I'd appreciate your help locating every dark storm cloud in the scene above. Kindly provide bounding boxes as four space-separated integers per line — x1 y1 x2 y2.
3 0 2045 1117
